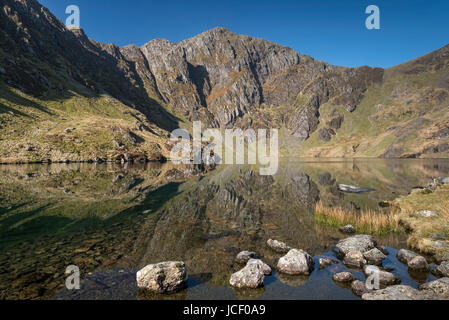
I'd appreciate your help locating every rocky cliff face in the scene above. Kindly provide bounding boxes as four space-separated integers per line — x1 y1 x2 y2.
1 0 448 160
129 27 384 139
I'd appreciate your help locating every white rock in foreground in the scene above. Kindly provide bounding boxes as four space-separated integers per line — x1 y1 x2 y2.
136 261 187 293
230 264 265 289
277 249 315 275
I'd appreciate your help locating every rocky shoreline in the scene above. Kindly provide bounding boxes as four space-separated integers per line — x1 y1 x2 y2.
136 237 449 300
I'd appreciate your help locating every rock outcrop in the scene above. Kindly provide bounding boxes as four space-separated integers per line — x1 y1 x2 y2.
136 261 187 293
229 263 265 289
277 249 315 275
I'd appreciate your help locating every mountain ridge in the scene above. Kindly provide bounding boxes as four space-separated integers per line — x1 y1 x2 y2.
0 0 448 163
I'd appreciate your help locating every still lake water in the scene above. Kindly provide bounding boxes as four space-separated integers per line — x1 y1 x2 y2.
0 159 448 300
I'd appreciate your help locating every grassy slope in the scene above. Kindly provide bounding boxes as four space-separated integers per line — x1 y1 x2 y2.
394 184 449 258
0 81 172 163
297 62 449 158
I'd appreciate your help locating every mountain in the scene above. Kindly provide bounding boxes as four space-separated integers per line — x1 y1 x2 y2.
0 0 448 163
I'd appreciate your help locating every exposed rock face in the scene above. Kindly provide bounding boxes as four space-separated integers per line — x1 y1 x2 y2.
419 278 449 299
136 261 187 293
397 249 419 264
318 128 335 142
0 0 387 143
408 256 430 271
277 249 315 275
363 248 387 266
229 264 265 289
362 285 439 300
235 251 256 264
333 272 355 282
267 239 291 253
247 259 272 276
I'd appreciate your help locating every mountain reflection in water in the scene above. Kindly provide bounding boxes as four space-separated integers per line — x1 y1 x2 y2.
1 159 448 300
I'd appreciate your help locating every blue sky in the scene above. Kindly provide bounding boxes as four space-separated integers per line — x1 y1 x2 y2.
39 0 449 68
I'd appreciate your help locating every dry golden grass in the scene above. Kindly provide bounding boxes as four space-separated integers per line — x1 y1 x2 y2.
315 201 401 235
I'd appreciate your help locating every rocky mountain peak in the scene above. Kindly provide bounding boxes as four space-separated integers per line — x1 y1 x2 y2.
2 0 448 159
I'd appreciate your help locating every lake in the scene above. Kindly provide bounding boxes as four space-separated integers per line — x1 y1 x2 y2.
1 159 448 300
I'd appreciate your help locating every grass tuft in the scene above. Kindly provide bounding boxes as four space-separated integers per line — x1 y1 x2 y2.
315 201 401 235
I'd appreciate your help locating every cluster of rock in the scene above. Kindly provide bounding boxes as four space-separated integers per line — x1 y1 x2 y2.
228 239 314 289
331 234 449 300
134 235 449 300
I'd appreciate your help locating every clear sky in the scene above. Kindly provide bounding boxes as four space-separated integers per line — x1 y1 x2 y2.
39 0 449 68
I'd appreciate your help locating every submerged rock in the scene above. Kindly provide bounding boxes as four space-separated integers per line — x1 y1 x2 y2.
338 184 374 194
319 257 339 269
267 239 291 253
136 261 187 293
235 251 256 264
247 259 272 275
419 278 449 299
397 249 419 264
333 272 355 283
363 248 387 266
277 249 315 275
339 224 356 234
229 264 265 289
408 256 430 272
362 285 439 300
